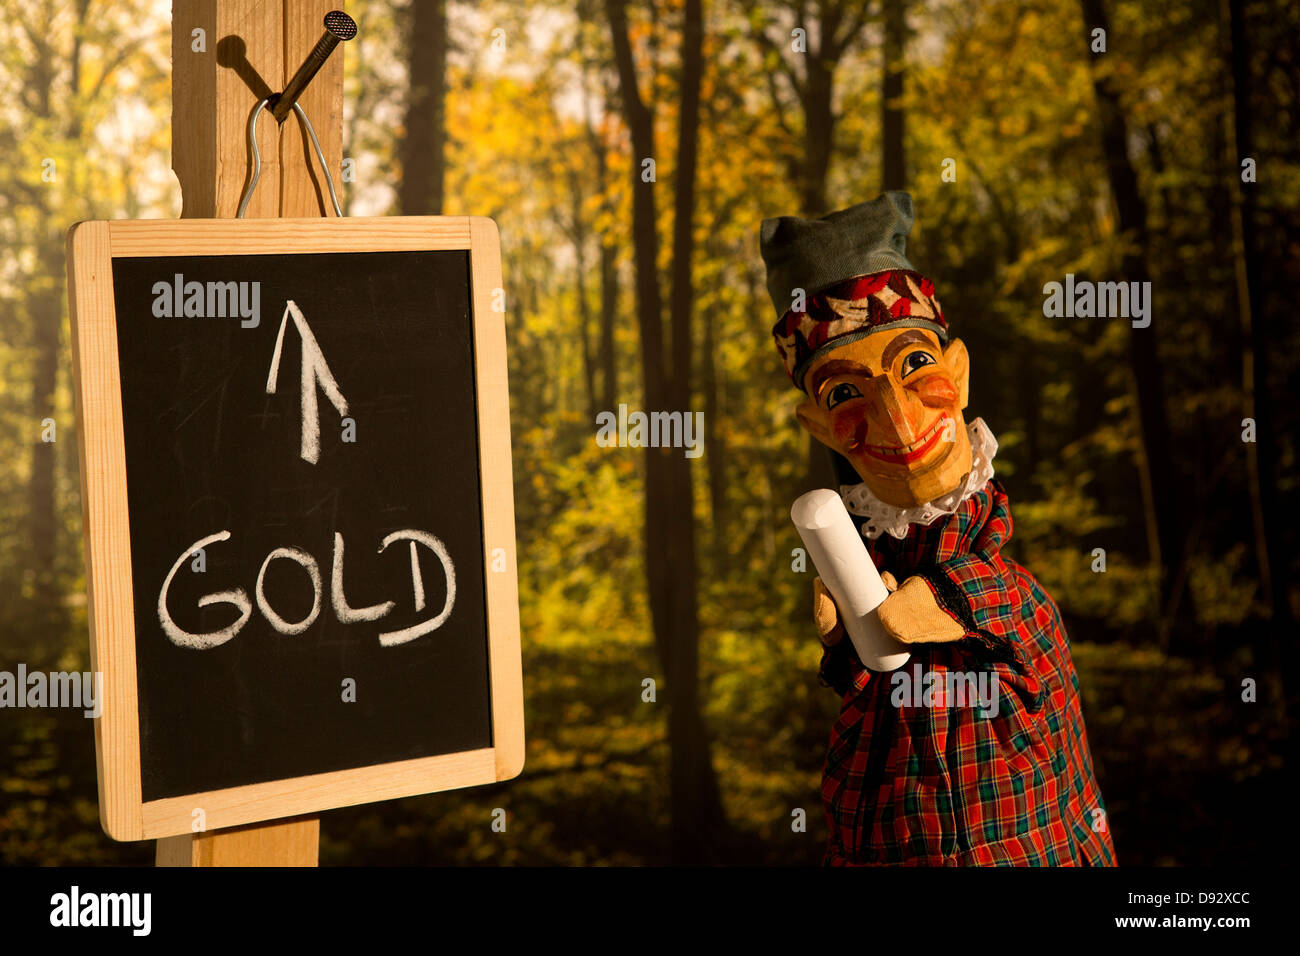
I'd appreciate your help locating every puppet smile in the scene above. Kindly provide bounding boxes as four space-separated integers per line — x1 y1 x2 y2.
860 416 949 463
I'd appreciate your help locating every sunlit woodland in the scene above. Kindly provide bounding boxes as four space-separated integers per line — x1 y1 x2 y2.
1 0 1295 865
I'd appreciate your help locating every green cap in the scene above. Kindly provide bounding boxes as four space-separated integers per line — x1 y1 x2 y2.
759 191 916 318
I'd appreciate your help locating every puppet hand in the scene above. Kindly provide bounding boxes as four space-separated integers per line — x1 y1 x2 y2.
877 576 966 645
814 572 900 647
812 577 845 647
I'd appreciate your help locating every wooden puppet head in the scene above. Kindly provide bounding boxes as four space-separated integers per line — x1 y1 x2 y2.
761 193 973 508
794 328 972 507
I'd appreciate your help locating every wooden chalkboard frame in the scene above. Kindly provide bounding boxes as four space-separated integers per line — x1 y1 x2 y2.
66 217 524 841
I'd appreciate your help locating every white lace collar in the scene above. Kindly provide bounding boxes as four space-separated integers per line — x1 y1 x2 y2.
839 418 998 540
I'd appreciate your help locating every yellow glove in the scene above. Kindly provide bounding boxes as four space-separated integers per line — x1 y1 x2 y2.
876 576 966 645
812 571 900 647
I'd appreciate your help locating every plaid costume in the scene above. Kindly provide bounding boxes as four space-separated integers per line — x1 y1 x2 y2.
817 479 1117 866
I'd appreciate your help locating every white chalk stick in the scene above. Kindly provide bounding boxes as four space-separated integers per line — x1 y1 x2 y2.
791 489 911 672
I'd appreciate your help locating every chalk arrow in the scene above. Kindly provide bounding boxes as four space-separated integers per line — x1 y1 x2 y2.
265 300 349 465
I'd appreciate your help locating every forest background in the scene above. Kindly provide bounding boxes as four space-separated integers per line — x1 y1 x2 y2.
1 0 1295 865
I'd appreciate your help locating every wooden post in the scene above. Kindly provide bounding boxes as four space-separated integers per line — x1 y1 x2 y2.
171 0 343 219
158 0 344 865
156 815 321 867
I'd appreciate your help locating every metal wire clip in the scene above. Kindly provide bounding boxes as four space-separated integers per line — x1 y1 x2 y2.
236 97 343 218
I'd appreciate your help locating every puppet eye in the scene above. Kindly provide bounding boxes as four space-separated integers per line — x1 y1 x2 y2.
826 382 862 409
900 350 936 378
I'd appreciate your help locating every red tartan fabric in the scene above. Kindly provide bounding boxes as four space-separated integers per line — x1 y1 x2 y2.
817 480 1117 866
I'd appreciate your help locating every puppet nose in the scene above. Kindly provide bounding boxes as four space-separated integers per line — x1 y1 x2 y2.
864 377 921 444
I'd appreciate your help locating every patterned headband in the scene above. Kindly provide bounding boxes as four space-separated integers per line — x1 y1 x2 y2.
772 269 948 392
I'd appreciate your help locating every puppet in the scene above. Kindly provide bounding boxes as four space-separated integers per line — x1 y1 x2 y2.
761 192 1117 866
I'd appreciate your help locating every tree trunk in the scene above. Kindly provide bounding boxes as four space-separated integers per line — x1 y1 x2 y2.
746 2 873 496
702 303 726 535
571 179 599 421
881 0 906 191
1080 0 1188 641
1225 0 1282 621
598 241 619 411
1223 0 1293 756
399 0 447 215
798 56 838 492
589 94 621 412
801 56 834 214
24 1 86 646
605 0 726 862
27 233 63 639
667 0 726 861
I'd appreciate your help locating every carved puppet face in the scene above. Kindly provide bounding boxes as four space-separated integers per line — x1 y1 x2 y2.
795 328 972 508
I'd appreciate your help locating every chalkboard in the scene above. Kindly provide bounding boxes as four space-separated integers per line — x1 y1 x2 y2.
67 218 524 840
